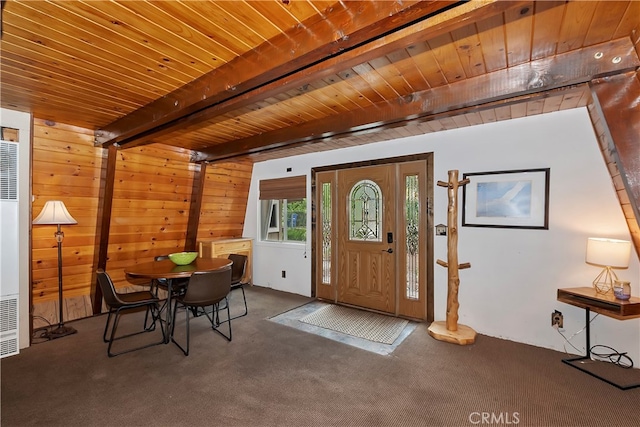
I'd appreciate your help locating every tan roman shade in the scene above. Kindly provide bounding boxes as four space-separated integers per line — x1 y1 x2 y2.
259 175 306 200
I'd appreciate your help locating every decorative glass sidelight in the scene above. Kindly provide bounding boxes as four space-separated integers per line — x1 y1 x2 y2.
349 180 382 242
405 175 419 300
321 182 332 284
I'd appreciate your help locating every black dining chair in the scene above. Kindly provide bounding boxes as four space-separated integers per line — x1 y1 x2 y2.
96 269 165 357
170 267 233 356
150 255 188 299
220 253 249 321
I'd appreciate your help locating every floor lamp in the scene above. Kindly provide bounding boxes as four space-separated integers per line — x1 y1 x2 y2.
33 200 78 339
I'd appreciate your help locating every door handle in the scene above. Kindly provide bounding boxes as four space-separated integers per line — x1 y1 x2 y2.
382 248 393 253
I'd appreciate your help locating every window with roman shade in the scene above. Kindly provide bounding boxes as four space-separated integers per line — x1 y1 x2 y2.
259 175 307 242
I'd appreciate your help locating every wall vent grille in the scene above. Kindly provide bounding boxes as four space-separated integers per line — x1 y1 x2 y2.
0 297 19 358
0 141 18 201
0 297 18 332
0 337 18 357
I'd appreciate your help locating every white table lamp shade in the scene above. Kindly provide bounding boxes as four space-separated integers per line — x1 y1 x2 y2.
33 201 77 225
585 237 631 268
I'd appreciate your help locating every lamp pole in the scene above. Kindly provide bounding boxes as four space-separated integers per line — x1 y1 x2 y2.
47 224 77 338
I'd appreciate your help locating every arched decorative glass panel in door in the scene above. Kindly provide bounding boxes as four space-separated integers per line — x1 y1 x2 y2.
349 179 382 242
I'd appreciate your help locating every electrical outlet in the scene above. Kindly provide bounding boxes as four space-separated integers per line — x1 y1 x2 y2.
551 310 563 328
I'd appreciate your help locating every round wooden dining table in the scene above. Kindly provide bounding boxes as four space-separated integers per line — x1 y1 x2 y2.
125 257 233 343
124 257 232 280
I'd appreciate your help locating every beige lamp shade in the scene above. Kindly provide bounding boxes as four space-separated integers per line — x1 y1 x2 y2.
585 237 631 268
33 201 78 225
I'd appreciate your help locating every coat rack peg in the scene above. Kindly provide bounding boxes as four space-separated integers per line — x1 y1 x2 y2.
428 169 477 346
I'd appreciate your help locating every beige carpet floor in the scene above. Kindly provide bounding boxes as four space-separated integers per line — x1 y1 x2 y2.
2 286 640 427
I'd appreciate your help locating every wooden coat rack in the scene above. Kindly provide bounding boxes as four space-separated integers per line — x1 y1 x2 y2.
428 170 477 345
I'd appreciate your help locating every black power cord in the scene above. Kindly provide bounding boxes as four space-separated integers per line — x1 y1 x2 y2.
590 344 634 369
31 315 54 343
556 314 635 369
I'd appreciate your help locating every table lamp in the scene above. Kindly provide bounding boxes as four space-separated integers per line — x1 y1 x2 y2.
585 237 631 294
33 200 78 339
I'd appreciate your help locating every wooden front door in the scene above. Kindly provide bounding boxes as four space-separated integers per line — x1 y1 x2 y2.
337 165 396 313
315 157 431 320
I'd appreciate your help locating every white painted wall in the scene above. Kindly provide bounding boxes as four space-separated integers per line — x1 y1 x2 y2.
0 108 32 350
245 107 640 362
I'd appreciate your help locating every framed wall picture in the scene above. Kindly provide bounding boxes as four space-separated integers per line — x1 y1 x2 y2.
462 168 550 229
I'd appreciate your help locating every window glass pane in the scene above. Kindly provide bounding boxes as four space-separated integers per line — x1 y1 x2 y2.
268 201 280 232
349 179 381 242
321 182 332 284
261 198 306 242
405 175 419 300
285 199 306 241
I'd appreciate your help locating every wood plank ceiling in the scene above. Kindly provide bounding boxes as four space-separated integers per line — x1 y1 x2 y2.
1 0 639 164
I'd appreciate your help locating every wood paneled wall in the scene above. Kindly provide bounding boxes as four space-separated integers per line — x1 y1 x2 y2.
31 119 103 326
32 120 102 300
197 160 253 241
102 143 196 288
31 119 252 328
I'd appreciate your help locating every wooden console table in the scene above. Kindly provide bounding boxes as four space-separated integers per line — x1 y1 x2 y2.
557 287 640 390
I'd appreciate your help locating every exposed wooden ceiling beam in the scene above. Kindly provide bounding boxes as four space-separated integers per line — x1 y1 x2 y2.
95 0 463 147
226 84 592 164
185 162 207 252
136 0 534 152
90 143 117 314
193 38 639 163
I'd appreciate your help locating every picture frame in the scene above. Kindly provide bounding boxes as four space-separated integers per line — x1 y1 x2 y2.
462 168 550 229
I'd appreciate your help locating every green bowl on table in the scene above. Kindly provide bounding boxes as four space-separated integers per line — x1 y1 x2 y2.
168 252 198 266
